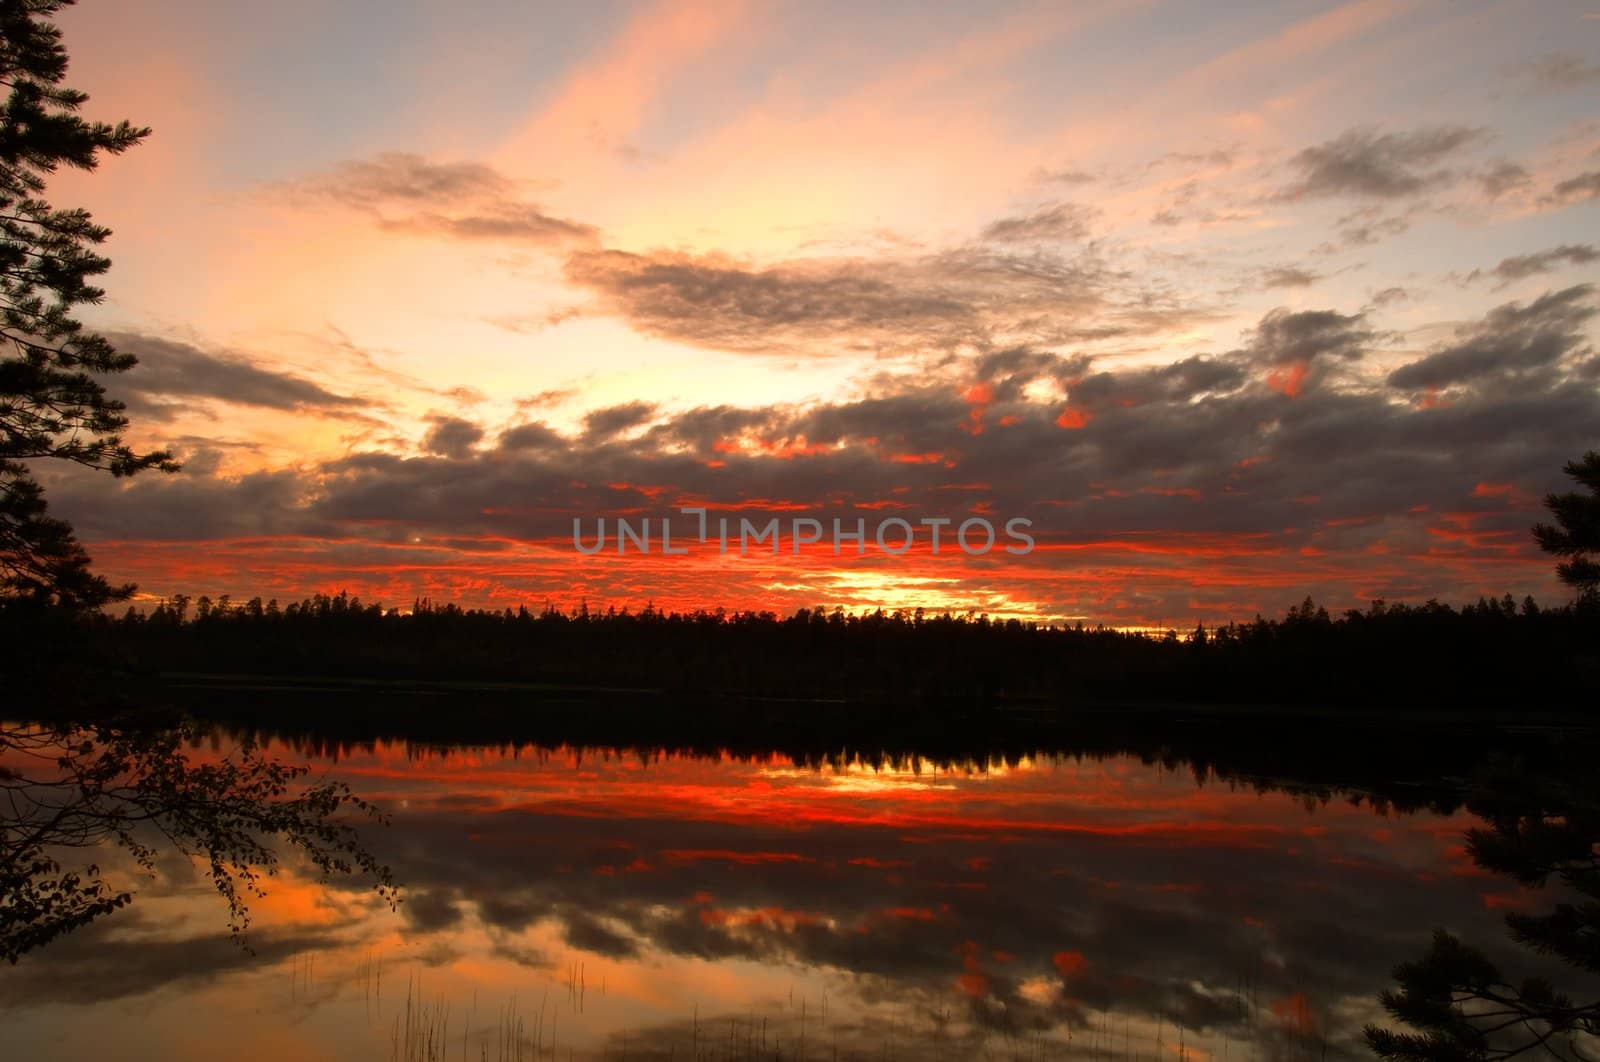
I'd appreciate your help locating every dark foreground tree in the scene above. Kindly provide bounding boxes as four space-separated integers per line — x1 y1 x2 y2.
1365 771 1600 1061
0 716 396 963
0 4 396 963
1533 451 1600 605
1 0 176 607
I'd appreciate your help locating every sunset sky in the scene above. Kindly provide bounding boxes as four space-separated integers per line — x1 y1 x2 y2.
37 0 1600 626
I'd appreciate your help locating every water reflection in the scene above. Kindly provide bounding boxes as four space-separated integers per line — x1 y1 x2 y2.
0 731 1592 1061
0 719 392 963
1366 766 1600 1062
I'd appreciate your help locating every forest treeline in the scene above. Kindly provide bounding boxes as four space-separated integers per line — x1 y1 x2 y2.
5 589 1597 713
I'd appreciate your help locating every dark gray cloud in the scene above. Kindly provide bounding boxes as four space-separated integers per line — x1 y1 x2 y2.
280 152 596 245
1479 159 1531 199
971 346 1089 402
107 333 365 416
1468 244 1599 287
562 249 969 352
1367 286 1411 308
402 887 465 932
42 462 318 541
557 907 642 958
287 152 510 207
980 202 1095 243
563 245 1114 355
1259 267 1321 289
1387 285 1596 391
498 420 567 452
1246 307 1372 366
583 401 657 438
421 415 485 458
1066 354 1247 415
1281 126 1482 199
1330 206 1413 248
1546 170 1600 206
642 404 778 451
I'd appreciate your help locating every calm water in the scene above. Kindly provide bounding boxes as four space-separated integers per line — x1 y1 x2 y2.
0 733 1568 1060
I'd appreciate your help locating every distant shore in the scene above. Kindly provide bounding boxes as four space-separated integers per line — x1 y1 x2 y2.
8 592 1599 720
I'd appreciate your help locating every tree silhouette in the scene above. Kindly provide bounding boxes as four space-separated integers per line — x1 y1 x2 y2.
1533 451 1600 606
0 0 176 607
0 716 396 963
0 8 401 946
1365 771 1600 1062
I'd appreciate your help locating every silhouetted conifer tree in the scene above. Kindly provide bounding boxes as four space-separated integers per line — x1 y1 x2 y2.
1534 451 1600 604
0 0 175 607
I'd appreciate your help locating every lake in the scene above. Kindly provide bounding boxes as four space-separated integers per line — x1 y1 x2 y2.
0 723 1590 1061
